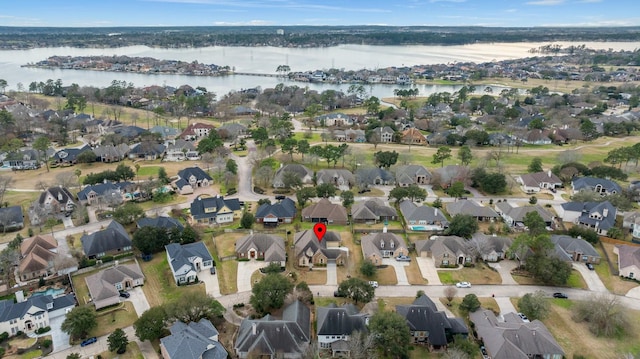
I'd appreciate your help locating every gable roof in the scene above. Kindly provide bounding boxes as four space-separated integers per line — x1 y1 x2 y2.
255 198 297 220
0 293 76 323
415 236 469 257
86 263 144 303
273 164 313 185
316 303 367 336
518 171 562 188
81 221 131 257
495 202 554 223
355 168 394 185
294 230 343 261
396 295 468 346
351 199 397 221
446 200 499 219
137 216 184 232
52 145 91 162
39 186 75 206
177 167 212 182
316 169 355 186
394 165 431 186
161 319 227 359
77 182 130 201
235 233 286 262
0 205 24 227
301 199 348 223
561 201 617 230
190 195 241 220
399 200 449 224
21 235 57 256
361 232 408 258
166 242 213 276
615 244 640 271
551 235 600 259
572 176 622 194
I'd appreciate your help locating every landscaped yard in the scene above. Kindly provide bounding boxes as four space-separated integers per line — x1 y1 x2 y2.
437 262 502 285
441 296 499 317
512 268 587 289
89 301 138 339
96 341 144 359
138 255 205 307
211 232 246 258
598 243 640 295
375 266 398 286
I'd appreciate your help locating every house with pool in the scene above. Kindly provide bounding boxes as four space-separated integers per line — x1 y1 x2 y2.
399 200 449 231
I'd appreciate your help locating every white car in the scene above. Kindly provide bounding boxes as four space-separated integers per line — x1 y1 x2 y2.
455 281 471 288
368 281 379 288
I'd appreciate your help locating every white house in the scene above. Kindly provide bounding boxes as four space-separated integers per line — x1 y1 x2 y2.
614 245 640 279
0 291 76 336
166 242 214 285
516 170 562 193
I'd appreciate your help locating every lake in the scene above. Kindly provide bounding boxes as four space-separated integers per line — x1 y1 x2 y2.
1 41 639 98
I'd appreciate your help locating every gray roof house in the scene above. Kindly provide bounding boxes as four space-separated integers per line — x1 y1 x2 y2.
560 201 616 236
316 169 355 191
317 304 368 356
255 198 297 227
495 202 554 229
301 199 349 225
52 145 92 164
273 164 314 188
613 244 640 279
446 200 499 222
394 165 431 186
399 200 449 231
351 199 398 223
0 292 76 336
137 216 184 232
355 168 394 186
166 242 214 285
190 195 241 225
470 309 564 359
77 181 134 206
150 125 180 140
92 144 129 163
397 295 468 350
81 220 132 259
415 236 474 267
361 230 409 266
294 230 345 267
550 235 601 264
85 263 145 309
161 319 227 359
128 142 166 160
36 186 76 216
235 233 286 267
175 166 212 194
371 126 394 143
572 177 622 196
516 170 562 193
235 300 310 359
0 205 24 232
471 233 513 262
164 139 199 162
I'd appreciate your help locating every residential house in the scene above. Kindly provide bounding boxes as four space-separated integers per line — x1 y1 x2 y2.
401 128 426 145
394 165 431 187
351 199 398 223
35 186 76 216
137 216 184 233
235 233 286 267
316 169 355 191
399 200 449 231
0 205 24 232
613 244 640 279
494 202 554 229
81 220 132 259
560 201 616 235
316 304 368 356
18 235 57 281
85 262 145 309
294 230 345 267
218 123 248 139
273 164 314 188
516 170 562 193
166 242 214 285
521 129 552 145
127 142 166 160
397 295 468 350
415 236 474 267
370 126 394 143
190 195 241 225
471 233 513 262
550 235 601 264
235 300 310 359
77 182 134 206
174 166 212 194
0 292 76 336
161 319 228 359
470 309 564 359
180 122 215 140
52 145 92 165
150 125 180 140
623 212 640 240
164 139 199 162
92 144 129 163
316 113 354 127
1 149 40 170
301 199 349 225
572 177 622 196
355 168 395 187
361 230 409 266
344 129 366 143
111 125 147 140
431 165 469 189
445 200 499 222
255 198 296 227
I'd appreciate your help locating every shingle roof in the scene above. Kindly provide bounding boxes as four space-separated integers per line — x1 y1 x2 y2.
85 263 144 303
0 205 24 227
137 216 184 232
394 165 431 186
190 196 241 220
316 303 367 336
351 199 397 221
80 221 131 257
177 167 212 182
294 230 343 261
166 242 213 276
615 244 640 272
415 236 469 258
355 168 394 185
446 200 499 219
39 186 75 206
399 200 448 224
572 176 622 194
316 169 355 186
396 295 468 347
255 198 296 220
361 232 408 258
235 233 286 262
77 182 126 201
551 235 600 259
561 201 616 230
518 171 562 188
301 199 348 223
0 293 75 322
161 319 228 359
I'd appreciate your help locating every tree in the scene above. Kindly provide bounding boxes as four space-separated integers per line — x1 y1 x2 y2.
572 294 630 337
405 185 427 202
459 293 481 313
341 190 354 208
368 311 411 359
443 347 471 359
444 286 458 305
347 331 376 359
225 159 238 175
132 226 170 254
523 211 546 237
525 253 572 285
457 145 473 166
250 273 294 315
167 292 225 323
158 167 170 184
61 306 97 339
432 146 452 167
0 176 13 206
282 171 303 190
281 138 298 161
296 187 316 207
296 139 310 160
446 214 479 239
113 202 145 225
134 306 169 341
388 186 409 203
518 291 550 320
76 150 97 164
374 151 398 169
240 211 255 229
448 181 466 199
359 260 378 278
528 157 543 173
33 136 51 172
252 127 269 145
107 328 128 354
316 183 337 198
337 278 375 304
115 164 135 181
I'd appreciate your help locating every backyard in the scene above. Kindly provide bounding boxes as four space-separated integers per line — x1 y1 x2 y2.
138 255 205 307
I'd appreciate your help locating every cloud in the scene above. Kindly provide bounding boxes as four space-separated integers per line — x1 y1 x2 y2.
526 0 565 5
142 0 389 13
213 20 274 26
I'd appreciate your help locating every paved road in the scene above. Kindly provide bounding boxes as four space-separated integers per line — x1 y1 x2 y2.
228 140 268 202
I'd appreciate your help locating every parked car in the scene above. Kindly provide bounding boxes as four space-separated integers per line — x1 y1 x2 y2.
553 292 568 299
358 188 371 194
275 195 286 200
368 281 379 288
334 290 346 298
517 312 530 322
81 337 97 347
210 266 216 275
119 291 130 298
395 255 411 262
480 346 489 359
586 262 595 270
455 281 471 288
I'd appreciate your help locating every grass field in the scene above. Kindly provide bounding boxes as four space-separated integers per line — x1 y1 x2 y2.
96 341 144 359
437 262 502 285
89 301 138 339
138 255 206 307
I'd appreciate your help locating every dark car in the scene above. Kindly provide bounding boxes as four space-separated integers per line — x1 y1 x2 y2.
210 266 216 275
553 292 568 299
334 290 346 298
81 337 97 347
119 291 130 298
358 188 371 194
586 262 595 270
275 195 286 200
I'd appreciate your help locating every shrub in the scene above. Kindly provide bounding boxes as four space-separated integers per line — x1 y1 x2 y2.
36 326 51 334
233 303 245 308
101 255 114 263
253 186 265 194
0 332 8 342
42 338 53 348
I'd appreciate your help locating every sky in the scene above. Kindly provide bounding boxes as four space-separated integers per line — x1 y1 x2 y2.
1 0 639 28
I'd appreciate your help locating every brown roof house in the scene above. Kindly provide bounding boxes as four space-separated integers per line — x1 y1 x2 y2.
18 235 58 282
85 262 145 309
446 200 499 222
301 199 348 225
614 244 640 279
273 164 314 189
351 199 398 224
294 230 346 267
516 170 562 194
471 233 513 262
361 229 409 266
235 233 286 267
401 128 426 145
415 236 474 267
316 169 355 191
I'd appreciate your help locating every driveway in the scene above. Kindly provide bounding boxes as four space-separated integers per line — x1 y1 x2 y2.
572 262 608 292
326 261 337 286
415 257 442 285
61 215 74 229
126 286 151 316
494 296 519 318
237 260 266 292
487 260 518 285
626 286 640 299
382 258 409 286
49 314 71 353
200 267 222 298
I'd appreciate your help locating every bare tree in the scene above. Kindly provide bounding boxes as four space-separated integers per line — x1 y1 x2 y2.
348 331 377 359
0 248 19 285
572 293 630 337
442 348 471 359
255 166 274 188
55 172 77 189
444 286 458 306
200 153 216 172
0 176 13 205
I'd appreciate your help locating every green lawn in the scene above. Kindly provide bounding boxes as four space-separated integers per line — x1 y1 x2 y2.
136 166 160 177
139 255 205 307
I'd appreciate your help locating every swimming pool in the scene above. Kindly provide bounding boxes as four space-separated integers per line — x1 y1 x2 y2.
409 225 442 231
31 287 65 298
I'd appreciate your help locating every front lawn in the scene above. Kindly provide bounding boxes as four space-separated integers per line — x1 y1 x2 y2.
512 269 587 289
89 301 138 339
437 262 502 285
598 243 639 295
405 260 427 285
96 340 143 359
139 255 206 307
375 266 398 286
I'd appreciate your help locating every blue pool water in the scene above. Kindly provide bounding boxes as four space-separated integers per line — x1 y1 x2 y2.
31 287 65 298
409 225 441 231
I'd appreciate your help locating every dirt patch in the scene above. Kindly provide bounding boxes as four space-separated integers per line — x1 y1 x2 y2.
296 266 327 285
405 260 427 285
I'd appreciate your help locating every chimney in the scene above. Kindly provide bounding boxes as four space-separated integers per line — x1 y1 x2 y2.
547 170 552 178
434 208 438 216
252 322 257 335
383 226 387 233
603 208 609 217
15 290 25 303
